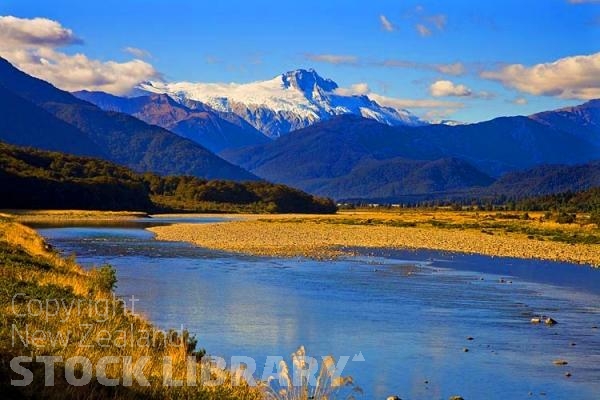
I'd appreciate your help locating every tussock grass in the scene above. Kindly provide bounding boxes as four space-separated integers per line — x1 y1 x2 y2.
263 346 360 400
0 220 264 399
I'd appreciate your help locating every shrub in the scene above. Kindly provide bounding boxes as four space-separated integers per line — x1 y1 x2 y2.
556 212 576 224
91 264 117 292
590 209 600 228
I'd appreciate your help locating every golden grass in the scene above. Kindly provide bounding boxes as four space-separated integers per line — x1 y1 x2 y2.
2 209 148 223
0 220 264 399
149 210 600 266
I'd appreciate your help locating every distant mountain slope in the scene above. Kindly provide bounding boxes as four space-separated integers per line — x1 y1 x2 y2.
485 161 600 198
530 99 600 146
225 113 599 200
411 116 598 176
139 68 423 137
224 115 493 199
73 90 271 153
0 85 103 158
0 57 257 181
311 157 494 200
224 115 434 181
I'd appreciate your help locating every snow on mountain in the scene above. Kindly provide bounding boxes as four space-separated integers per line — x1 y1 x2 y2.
138 69 424 138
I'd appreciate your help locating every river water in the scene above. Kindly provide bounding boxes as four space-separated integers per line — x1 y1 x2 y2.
34 217 600 399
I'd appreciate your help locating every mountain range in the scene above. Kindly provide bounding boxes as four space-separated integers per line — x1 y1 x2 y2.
221 112 599 200
0 57 256 181
73 90 271 153
137 68 423 138
1 57 599 203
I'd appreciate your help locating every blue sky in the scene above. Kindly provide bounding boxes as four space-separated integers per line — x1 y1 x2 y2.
1 0 599 122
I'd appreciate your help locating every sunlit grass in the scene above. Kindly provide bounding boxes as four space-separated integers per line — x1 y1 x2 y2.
0 220 264 399
263 346 360 400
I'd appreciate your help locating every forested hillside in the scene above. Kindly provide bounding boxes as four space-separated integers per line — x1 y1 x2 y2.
0 142 336 213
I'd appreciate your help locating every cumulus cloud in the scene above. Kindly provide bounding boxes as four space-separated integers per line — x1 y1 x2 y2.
0 15 158 94
305 53 358 65
0 15 81 47
380 15 395 32
416 24 432 37
481 52 600 100
335 82 371 96
123 46 151 59
429 80 472 97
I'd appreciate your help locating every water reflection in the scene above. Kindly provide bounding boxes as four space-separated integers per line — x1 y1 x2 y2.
36 219 600 399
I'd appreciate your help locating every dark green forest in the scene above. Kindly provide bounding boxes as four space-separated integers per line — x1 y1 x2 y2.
0 142 337 214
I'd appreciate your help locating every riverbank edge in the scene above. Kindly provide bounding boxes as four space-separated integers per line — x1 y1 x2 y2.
147 217 600 267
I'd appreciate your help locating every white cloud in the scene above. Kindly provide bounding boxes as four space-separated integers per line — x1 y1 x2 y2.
379 15 395 32
0 15 158 94
369 93 464 110
434 62 465 76
481 52 600 100
512 97 528 105
423 108 462 121
335 82 371 96
429 80 472 97
379 59 465 76
476 90 495 100
416 24 431 37
567 0 600 3
335 83 464 112
123 46 151 59
0 15 81 47
305 53 358 65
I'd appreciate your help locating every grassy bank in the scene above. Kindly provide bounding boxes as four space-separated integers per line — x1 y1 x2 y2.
2 209 148 224
0 217 263 399
148 210 600 266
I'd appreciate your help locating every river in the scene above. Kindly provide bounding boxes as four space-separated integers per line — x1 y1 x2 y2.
34 216 600 399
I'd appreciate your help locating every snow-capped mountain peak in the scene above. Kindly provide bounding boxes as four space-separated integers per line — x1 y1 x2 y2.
281 68 338 95
138 69 424 137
